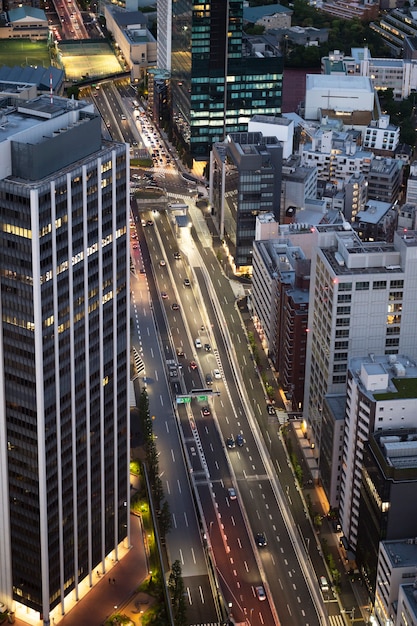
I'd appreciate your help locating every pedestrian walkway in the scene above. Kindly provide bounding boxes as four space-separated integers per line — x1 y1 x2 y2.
13 510 149 626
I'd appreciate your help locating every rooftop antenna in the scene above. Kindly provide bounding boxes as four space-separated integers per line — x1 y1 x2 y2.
50 73 53 105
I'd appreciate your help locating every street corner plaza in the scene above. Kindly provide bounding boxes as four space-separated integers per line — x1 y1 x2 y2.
57 40 123 81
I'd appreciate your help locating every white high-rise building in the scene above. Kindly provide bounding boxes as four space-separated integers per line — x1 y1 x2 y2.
340 355 417 550
304 226 417 496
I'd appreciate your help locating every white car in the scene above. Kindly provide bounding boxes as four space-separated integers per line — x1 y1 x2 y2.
213 369 221 379
159 259 166 267
256 585 266 601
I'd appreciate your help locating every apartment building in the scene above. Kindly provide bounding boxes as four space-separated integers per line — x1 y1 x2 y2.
304 228 417 488
370 537 417 623
367 157 403 204
252 237 309 411
340 357 417 552
0 92 129 624
363 116 400 155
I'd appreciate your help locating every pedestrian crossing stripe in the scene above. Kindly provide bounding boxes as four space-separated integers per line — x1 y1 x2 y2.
133 347 145 375
329 615 345 626
189 623 220 626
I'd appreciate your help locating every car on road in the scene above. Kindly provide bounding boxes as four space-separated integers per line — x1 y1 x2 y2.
139 268 146 274
176 348 184 358
228 487 237 501
146 219 153 226
171 303 180 311
213 368 221 379
132 244 138 249
161 292 168 299
204 343 211 352
255 532 267 547
236 434 244 447
226 435 235 449
267 404 276 416
205 373 212 386
159 259 166 267
201 406 210 417
195 338 202 349
184 278 191 287
174 251 181 259
256 585 266 601
189 361 198 370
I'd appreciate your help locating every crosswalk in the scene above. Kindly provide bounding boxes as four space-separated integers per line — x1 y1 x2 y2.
133 346 145 376
190 623 220 626
329 614 346 626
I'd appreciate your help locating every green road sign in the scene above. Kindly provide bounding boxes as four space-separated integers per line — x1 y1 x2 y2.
176 396 191 404
197 395 208 402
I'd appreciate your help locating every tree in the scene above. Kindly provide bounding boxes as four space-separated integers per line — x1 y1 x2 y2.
159 499 172 540
168 560 187 626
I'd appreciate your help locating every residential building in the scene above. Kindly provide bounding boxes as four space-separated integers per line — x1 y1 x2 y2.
252 237 309 411
300 128 374 189
103 7 157 81
406 161 417 204
271 26 329 47
353 200 398 242
280 160 318 223
318 0 379 22
370 8 417 57
367 157 403 205
361 513 417 613
0 93 130 624
344 173 368 223
398 203 417 230
340 356 417 552
363 116 400 156
304 227 417 485
209 131 282 272
169 0 284 160
396 582 417 626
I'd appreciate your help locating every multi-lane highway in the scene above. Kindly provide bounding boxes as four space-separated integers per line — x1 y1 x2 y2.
130 205 333 626
120 85 350 626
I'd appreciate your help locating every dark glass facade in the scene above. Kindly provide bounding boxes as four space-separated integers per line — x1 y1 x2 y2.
171 0 283 159
0 127 129 620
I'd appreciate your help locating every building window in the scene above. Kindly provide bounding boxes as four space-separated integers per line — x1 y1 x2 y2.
356 282 369 290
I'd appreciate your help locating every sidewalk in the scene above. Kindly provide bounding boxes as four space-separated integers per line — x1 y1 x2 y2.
13 509 149 626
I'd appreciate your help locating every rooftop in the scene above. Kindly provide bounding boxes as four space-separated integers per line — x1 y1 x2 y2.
400 584 417 615
382 538 417 568
306 74 373 93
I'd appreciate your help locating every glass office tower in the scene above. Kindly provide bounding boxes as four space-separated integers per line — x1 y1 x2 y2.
0 94 129 625
170 0 283 159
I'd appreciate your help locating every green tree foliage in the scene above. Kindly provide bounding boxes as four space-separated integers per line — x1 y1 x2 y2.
168 560 187 626
158 499 172 540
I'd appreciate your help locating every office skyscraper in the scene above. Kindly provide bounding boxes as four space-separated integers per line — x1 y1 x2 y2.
0 91 129 624
166 0 283 159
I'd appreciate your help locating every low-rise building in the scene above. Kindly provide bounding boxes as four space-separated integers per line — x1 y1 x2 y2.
363 116 400 155
103 7 157 81
367 157 403 204
0 7 48 40
304 74 375 122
